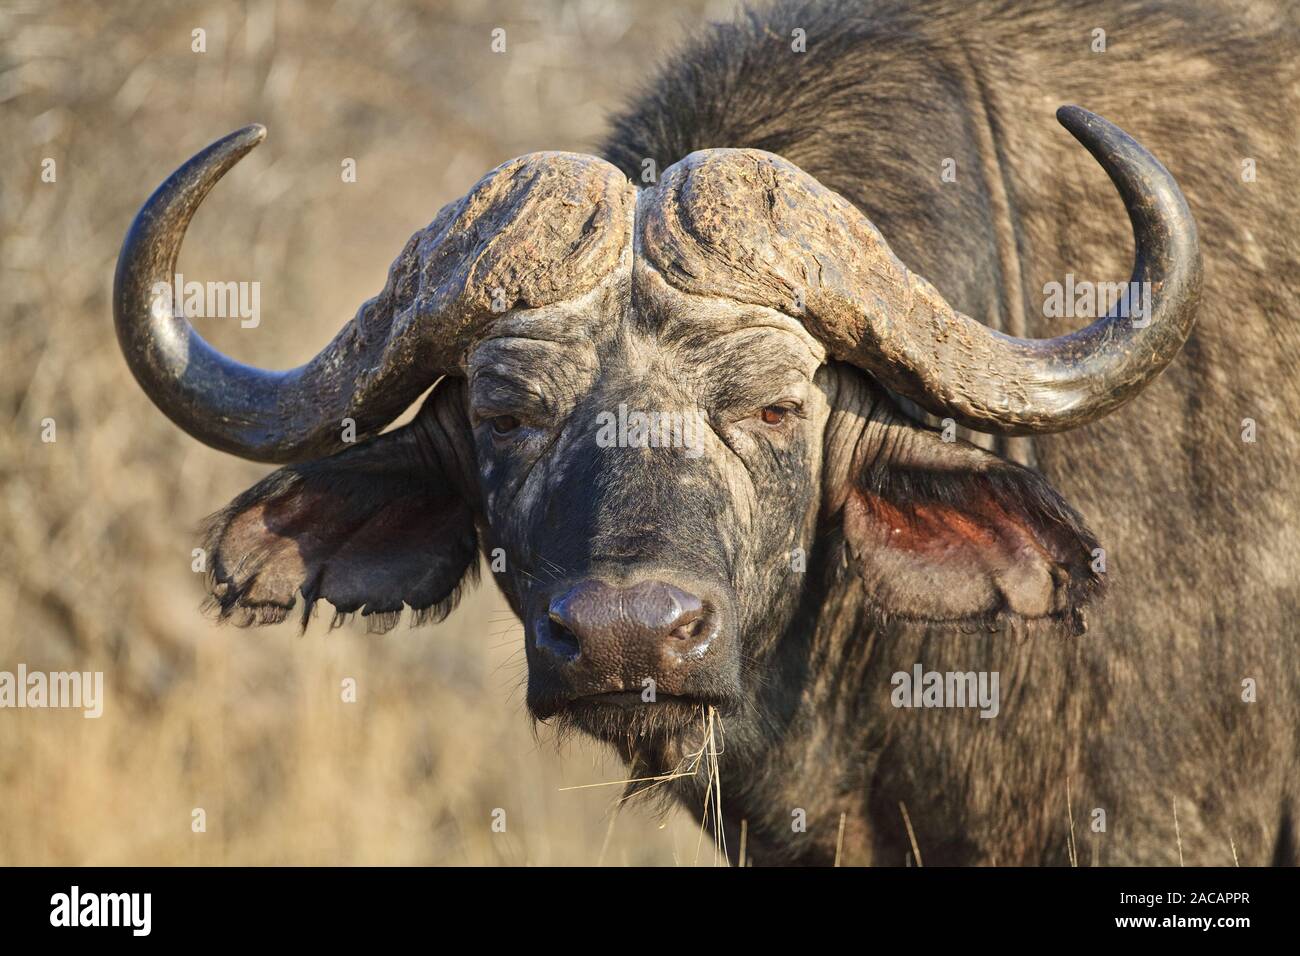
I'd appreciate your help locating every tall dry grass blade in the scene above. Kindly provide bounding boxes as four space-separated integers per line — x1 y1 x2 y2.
834 811 847 866
1173 798 1184 866
1066 774 1078 867
596 802 621 867
900 800 923 867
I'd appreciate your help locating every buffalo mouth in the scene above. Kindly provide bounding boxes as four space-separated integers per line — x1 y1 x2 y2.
533 690 739 750
529 688 736 722
578 691 682 708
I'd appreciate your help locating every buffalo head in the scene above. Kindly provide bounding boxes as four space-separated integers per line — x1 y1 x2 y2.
113 107 1200 746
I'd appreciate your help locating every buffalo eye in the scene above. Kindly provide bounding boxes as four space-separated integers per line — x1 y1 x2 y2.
489 414 521 436
759 405 791 426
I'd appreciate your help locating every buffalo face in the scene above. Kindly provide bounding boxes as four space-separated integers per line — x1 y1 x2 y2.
468 278 834 730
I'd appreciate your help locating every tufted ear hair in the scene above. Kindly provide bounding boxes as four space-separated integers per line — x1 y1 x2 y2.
202 379 480 632
824 372 1105 633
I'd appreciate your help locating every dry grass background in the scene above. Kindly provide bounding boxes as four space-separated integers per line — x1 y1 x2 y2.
0 0 738 865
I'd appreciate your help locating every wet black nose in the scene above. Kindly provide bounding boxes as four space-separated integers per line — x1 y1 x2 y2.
536 580 716 692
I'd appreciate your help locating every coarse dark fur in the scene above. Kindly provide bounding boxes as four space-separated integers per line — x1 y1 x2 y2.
598 0 1300 864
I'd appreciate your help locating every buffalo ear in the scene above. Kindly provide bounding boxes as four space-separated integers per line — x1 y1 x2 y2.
836 407 1104 632
202 382 479 632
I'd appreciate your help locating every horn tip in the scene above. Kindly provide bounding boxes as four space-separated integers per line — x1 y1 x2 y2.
1055 105 1093 130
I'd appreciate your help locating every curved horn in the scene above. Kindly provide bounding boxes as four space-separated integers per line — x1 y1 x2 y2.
114 129 634 462
639 107 1202 435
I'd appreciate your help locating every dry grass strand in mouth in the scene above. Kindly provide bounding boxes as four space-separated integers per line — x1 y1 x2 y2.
694 705 727 865
557 704 730 865
556 703 714 800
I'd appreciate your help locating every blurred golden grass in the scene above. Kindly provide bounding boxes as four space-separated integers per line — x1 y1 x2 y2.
0 0 735 865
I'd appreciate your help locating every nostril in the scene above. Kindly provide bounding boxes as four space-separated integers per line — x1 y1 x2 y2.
670 615 707 641
537 616 581 663
667 605 716 660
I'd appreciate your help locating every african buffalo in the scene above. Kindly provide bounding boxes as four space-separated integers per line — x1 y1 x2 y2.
113 0 1300 865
